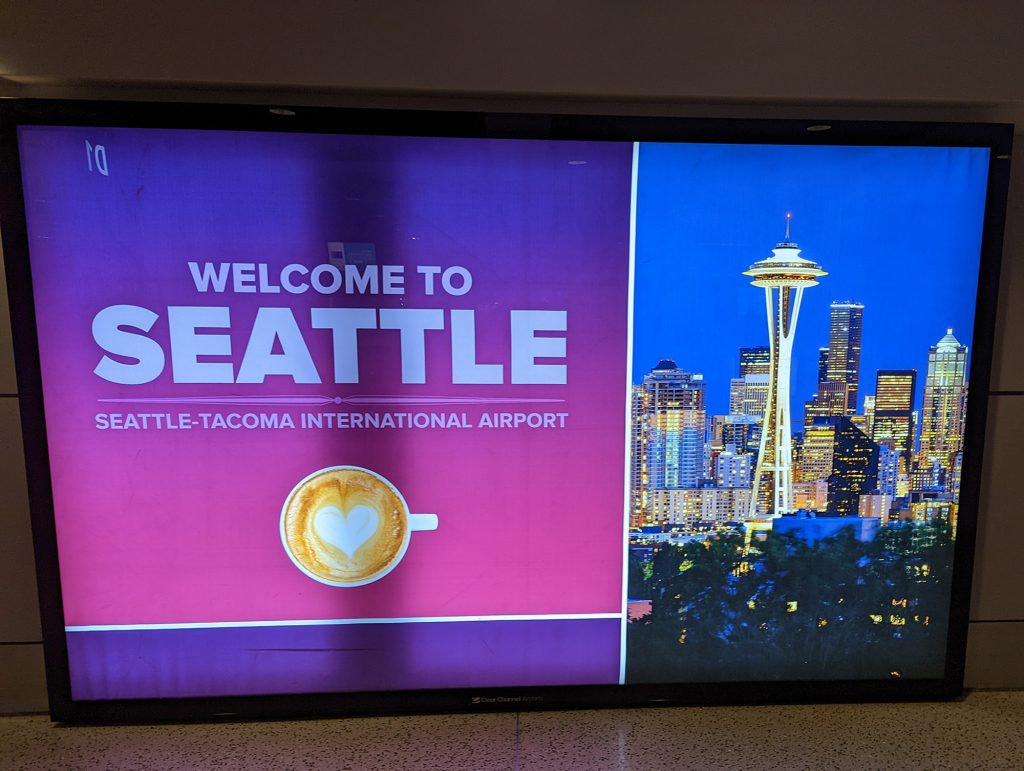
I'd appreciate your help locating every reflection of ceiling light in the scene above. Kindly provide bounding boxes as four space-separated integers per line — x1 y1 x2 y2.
806 124 831 132
997 154 1011 160
269 108 296 116
568 160 588 165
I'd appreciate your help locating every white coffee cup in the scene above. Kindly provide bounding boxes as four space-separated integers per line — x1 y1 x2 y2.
280 465 437 587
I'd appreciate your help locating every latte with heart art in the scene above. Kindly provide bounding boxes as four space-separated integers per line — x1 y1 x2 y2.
281 467 409 585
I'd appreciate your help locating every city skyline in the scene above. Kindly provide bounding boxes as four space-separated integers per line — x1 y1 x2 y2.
626 142 990 682
632 143 990 423
632 304 969 450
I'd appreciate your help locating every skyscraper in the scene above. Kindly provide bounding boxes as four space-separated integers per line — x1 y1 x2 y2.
816 346 830 385
807 416 880 516
871 369 916 469
716 445 753 488
729 373 770 417
629 386 649 527
826 301 864 414
744 215 826 517
919 329 969 478
731 346 772 417
805 380 849 425
636 360 707 497
800 420 837 483
721 415 762 457
739 346 771 376
876 444 900 498
863 394 876 436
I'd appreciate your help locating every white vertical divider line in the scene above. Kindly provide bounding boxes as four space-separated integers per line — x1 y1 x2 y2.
619 141 640 685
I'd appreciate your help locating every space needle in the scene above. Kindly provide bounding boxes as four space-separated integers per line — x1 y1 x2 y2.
744 214 826 519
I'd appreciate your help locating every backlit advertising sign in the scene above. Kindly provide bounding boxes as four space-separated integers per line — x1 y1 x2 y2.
0 103 1010 720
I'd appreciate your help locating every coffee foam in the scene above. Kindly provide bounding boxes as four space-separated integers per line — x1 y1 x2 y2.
283 468 407 584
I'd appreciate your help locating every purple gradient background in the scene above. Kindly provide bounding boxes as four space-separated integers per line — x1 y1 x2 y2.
18 124 633 698
67 619 622 699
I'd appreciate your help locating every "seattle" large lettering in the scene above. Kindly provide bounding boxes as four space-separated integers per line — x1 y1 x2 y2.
91 305 567 385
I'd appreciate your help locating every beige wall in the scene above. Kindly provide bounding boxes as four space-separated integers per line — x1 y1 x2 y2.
1 2 1023 712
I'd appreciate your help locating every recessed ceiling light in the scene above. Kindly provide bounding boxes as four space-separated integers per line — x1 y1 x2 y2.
996 154 1011 160
269 108 296 117
806 124 832 133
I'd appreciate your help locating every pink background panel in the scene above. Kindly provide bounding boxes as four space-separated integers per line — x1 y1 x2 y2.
18 127 634 625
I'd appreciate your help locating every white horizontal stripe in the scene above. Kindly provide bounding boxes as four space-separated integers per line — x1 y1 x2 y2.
66 612 622 633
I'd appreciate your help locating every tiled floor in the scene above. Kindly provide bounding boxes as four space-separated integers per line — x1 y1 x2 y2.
2 690 1023 770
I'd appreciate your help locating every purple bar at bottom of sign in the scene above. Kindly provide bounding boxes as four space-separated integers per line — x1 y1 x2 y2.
66 617 622 700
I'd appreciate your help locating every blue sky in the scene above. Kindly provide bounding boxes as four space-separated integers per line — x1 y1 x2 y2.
631 142 990 421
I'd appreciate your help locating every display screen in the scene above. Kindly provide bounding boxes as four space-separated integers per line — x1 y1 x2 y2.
3 110 1004 714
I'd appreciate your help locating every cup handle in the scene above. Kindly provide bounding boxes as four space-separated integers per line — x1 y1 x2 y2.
409 513 438 532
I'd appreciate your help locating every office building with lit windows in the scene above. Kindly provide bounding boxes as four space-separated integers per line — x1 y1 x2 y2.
825 301 864 414
859 493 894 522
804 302 865 423
919 329 969 478
716 446 753 488
629 386 649 527
821 416 880 516
800 420 837 483
863 394 876 435
630 360 707 524
649 487 752 528
739 346 771 376
876 444 902 499
805 380 848 426
816 346 829 384
721 415 762 457
871 369 917 469
729 373 770 417
793 479 829 511
730 346 772 419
